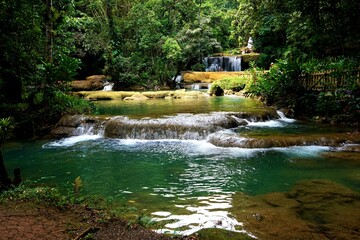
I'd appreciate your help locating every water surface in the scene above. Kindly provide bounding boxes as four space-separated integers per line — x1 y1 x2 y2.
3 95 359 236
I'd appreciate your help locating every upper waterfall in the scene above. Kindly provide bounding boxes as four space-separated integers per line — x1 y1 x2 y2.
203 56 242 72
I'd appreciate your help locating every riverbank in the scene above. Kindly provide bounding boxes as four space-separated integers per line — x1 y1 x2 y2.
0 200 194 240
2 178 360 240
0 185 195 240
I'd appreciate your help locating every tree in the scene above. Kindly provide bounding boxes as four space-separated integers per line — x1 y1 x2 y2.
234 0 360 66
0 0 44 103
0 118 14 190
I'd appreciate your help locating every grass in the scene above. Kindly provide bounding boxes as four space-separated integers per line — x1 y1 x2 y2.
196 228 254 240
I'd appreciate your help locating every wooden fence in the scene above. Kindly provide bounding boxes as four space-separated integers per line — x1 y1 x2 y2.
299 70 360 90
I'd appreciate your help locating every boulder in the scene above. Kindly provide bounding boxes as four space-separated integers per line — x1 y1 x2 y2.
71 75 107 91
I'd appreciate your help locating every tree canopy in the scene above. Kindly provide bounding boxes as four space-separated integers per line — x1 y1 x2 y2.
0 0 359 128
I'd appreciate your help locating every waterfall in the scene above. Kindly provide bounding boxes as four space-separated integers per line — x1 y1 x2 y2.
228 56 242 71
173 75 183 89
192 83 200 90
102 81 114 91
51 111 360 149
276 110 296 123
203 56 242 72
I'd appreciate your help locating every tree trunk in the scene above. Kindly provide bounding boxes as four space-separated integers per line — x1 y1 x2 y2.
45 0 53 63
0 147 11 190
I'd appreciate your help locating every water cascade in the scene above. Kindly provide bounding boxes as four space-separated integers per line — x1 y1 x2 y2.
51 111 359 148
203 56 242 72
5 97 360 239
102 81 114 91
190 83 212 90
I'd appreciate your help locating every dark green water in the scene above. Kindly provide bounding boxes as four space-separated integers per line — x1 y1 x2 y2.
3 96 360 235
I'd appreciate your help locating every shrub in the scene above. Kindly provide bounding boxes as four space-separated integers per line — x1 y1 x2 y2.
248 59 303 109
209 76 249 95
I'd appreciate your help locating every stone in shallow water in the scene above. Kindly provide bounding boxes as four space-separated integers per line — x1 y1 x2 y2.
232 179 360 240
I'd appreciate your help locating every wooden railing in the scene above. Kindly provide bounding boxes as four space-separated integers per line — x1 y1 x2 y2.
299 70 360 90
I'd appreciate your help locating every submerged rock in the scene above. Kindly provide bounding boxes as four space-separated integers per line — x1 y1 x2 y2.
232 179 360 240
209 132 360 148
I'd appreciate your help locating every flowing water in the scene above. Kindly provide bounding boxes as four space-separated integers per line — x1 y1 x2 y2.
3 96 360 237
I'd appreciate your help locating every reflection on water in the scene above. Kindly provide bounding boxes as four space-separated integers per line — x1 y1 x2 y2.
94 96 265 118
4 137 360 236
3 96 360 237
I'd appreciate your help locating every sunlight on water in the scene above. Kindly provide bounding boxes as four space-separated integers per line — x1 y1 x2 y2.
152 194 253 236
3 96 359 237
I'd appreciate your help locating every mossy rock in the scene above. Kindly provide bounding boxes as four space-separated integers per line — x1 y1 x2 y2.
209 76 250 95
241 53 260 63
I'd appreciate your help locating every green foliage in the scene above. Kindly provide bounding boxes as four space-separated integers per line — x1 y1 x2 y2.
43 91 95 116
235 0 360 66
249 57 360 122
100 0 239 88
209 76 249 95
1 0 359 127
19 90 95 136
0 181 70 207
249 59 303 108
136 214 157 228
0 118 14 145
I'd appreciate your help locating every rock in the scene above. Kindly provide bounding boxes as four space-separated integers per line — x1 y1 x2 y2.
123 93 149 101
51 115 102 137
71 75 107 91
252 213 263 221
57 115 85 127
232 179 360 240
51 126 76 137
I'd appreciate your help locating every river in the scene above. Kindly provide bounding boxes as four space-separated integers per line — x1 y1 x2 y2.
3 95 360 238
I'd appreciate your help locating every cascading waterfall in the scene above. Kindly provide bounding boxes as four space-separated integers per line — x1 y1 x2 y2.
51 110 359 149
203 56 242 72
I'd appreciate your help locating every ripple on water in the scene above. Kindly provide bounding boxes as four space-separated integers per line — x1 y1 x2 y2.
151 193 256 237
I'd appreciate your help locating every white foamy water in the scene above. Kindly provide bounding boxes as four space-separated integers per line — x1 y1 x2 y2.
115 138 261 159
102 81 114 91
244 119 285 127
276 110 296 123
43 134 102 148
274 145 331 156
243 111 296 127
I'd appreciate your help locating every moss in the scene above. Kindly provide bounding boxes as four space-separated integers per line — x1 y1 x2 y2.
195 228 253 240
241 53 261 63
209 76 250 95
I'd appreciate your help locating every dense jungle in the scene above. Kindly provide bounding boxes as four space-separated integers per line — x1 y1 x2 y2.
1 0 360 239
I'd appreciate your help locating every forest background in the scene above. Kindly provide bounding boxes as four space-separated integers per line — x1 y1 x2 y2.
0 0 359 138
